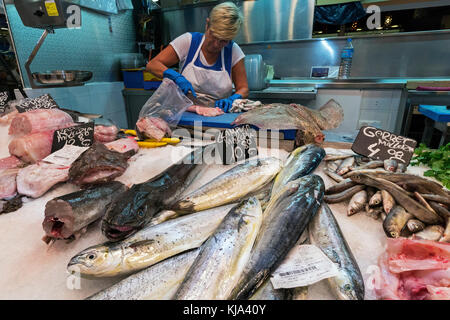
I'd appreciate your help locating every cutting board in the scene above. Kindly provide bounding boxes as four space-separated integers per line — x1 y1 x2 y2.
178 111 297 140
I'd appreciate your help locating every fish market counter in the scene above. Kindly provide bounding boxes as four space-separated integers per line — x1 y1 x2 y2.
0 123 436 300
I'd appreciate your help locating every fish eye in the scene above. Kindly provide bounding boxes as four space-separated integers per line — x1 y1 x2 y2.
88 253 96 260
138 209 144 217
344 284 352 291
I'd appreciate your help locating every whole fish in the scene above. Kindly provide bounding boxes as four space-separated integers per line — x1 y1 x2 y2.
411 225 445 241
381 190 396 214
309 203 365 300
327 159 343 173
323 185 365 204
351 160 384 171
406 219 426 233
174 198 263 300
347 190 368 216
101 147 204 241
369 191 382 207
249 278 288 300
229 175 325 300
271 144 325 196
349 174 443 224
336 157 355 176
67 206 232 277
323 168 345 183
170 157 282 214
43 181 128 241
429 201 450 219
87 248 201 300
345 171 448 197
420 194 450 206
383 205 413 238
325 178 357 195
383 159 398 172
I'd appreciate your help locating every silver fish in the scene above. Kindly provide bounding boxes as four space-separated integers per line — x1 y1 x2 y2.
171 157 282 213
383 205 413 238
309 203 365 300
272 144 325 196
67 205 233 277
336 157 355 176
411 225 445 241
229 175 325 300
327 159 343 173
381 190 396 214
347 190 368 216
384 159 398 172
174 198 263 300
87 249 201 300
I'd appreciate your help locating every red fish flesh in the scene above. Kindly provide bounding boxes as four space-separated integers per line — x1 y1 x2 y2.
17 162 70 198
8 131 54 163
136 116 172 141
105 137 139 154
94 125 119 143
375 238 450 300
9 108 74 136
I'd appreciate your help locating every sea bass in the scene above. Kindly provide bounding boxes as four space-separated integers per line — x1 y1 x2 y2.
174 197 263 300
229 175 325 300
309 203 365 300
171 157 282 214
271 144 325 196
67 205 233 277
101 147 205 240
87 248 201 300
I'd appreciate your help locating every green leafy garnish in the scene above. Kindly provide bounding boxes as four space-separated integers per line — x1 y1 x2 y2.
410 143 450 189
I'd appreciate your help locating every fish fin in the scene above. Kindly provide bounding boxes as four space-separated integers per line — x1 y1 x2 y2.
129 239 155 249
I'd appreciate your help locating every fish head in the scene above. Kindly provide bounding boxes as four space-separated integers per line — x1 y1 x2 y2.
67 244 122 277
333 271 365 300
102 188 156 241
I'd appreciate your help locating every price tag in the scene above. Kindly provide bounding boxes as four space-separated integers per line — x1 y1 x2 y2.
45 0 59 16
270 244 339 289
0 91 13 115
51 122 94 153
216 125 258 165
44 144 89 166
16 94 59 113
351 126 417 165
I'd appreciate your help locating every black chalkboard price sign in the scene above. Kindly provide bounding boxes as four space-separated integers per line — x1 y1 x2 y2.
216 125 258 165
51 122 95 153
16 94 59 113
0 91 13 115
351 126 417 165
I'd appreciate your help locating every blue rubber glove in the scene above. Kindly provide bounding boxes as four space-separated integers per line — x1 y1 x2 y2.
215 94 242 113
163 68 197 97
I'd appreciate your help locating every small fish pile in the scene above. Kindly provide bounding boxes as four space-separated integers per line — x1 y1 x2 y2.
323 152 449 242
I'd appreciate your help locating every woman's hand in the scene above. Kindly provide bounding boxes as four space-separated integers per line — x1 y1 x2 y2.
215 93 242 112
163 69 197 97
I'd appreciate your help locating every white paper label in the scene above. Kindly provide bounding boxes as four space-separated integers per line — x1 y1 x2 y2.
270 244 339 289
43 145 88 166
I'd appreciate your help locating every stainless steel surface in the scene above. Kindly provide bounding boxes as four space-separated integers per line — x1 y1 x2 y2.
32 70 93 84
244 54 267 91
248 87 317 101
161 0 314 45
240 30 450 79
15 0 74 29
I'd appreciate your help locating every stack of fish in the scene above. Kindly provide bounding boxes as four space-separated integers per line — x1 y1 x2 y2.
323 152 449 242
67 143 365 300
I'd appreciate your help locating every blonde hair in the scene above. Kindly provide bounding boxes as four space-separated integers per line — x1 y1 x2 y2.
208 2 243 41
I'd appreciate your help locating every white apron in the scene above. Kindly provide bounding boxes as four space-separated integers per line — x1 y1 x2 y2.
181 36 233 105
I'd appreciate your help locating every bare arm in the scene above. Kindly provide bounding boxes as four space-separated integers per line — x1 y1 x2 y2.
146 45 180 78
231 59 249 98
